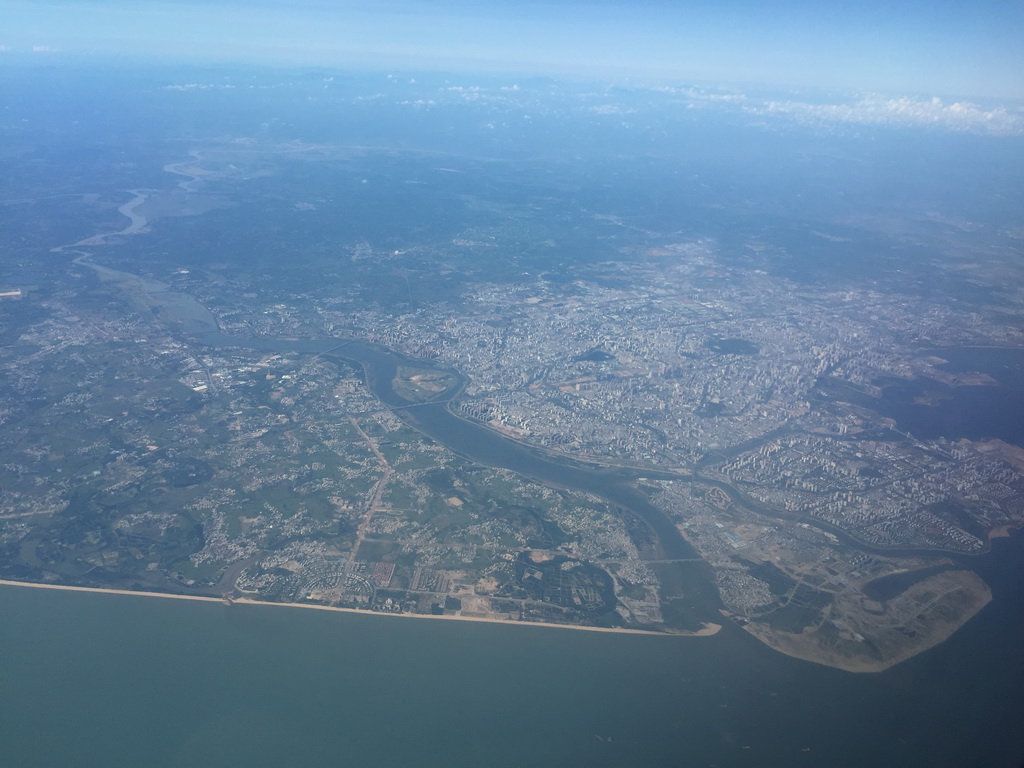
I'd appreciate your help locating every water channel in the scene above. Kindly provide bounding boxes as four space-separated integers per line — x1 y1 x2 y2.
75 253 1011 629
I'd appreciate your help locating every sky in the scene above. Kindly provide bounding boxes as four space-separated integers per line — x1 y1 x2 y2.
2 0 1023 98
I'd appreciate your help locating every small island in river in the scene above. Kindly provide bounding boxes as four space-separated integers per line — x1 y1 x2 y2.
392 366 459 403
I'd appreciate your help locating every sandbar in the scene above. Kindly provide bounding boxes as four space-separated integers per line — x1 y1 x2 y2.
0 580 720 637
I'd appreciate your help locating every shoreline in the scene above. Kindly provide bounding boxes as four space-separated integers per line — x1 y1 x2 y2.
0 580 721 637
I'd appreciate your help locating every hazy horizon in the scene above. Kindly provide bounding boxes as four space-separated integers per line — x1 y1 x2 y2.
3 0 1023 99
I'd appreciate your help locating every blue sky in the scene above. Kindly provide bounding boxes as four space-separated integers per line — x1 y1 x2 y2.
3 0 1022 98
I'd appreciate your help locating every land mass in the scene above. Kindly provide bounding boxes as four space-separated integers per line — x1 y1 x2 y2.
740 569 991 673
3 123 1023 673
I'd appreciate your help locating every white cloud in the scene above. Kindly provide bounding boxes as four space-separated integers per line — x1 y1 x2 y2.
648 85 748 104
588 104 636 116
639 83 1023 136
164 83 243 91
748 94 1024 136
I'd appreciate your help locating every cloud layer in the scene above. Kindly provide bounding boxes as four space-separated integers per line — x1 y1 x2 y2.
749 95 1024 136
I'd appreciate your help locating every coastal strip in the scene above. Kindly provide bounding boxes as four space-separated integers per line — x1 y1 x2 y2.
0 580 721 637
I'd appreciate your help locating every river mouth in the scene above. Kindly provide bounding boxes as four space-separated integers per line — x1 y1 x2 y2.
184 329 720 628
325 341 723 626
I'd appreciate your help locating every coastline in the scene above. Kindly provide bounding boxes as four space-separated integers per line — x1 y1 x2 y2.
0 580 721 637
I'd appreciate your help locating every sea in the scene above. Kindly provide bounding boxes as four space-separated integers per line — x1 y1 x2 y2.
2 527 1023 768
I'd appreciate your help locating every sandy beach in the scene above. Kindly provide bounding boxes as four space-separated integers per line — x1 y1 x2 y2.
0 579 721 637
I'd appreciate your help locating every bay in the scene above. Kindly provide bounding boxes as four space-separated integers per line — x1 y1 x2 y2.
879 347 1024 445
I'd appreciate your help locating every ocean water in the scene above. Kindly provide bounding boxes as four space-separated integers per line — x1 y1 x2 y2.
3 536 1024 768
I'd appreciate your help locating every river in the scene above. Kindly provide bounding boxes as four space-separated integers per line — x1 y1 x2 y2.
192 331 722 627
35 254 1024 765
68 252 1017 625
